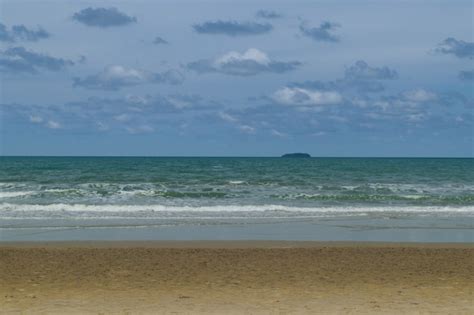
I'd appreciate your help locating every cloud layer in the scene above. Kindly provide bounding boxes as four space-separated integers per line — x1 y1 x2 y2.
300 21 340 42
73 7 137 28
273 87 342 106
2 93 219 134
0 47 74 74
73 65 184 90
0 23 50 42
256 10 282 19
153 36 169 44
187 48 300 76
344 60 398 81
193 20 272 36
288 60 398 95
435 38 474 59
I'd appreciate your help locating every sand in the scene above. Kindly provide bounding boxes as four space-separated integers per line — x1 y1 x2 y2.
0 241 473 314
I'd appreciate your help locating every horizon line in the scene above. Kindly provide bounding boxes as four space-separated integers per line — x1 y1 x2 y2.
0 155 472 159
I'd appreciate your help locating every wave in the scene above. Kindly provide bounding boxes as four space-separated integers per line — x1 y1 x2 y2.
272 193 474 204
1 185 472 197
0 191 36 198
1 182 473 209
1 203 473 214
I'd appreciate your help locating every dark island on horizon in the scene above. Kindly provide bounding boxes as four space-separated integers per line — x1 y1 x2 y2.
281 153 311 158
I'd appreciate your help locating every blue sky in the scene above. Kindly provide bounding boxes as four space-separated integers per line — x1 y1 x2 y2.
0 0 472 156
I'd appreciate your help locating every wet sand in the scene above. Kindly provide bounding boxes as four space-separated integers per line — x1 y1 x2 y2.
1 241 473 314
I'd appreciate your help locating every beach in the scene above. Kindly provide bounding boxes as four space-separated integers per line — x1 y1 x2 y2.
1 241 473 314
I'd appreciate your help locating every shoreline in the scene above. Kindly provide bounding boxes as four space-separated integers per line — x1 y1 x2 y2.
1 241 473 314
1 240 474 248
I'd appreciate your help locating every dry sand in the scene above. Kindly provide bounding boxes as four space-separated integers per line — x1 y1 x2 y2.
1 241 473 314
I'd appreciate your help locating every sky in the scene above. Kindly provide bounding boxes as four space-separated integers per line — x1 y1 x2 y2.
0 0 473 157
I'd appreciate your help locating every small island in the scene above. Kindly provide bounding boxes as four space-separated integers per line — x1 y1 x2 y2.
281 153 311 158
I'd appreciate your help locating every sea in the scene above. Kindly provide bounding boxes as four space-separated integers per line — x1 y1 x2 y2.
0 157 473 242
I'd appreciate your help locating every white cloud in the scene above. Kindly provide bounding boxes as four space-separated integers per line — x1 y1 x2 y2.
403 89 437 102
217 111 255 134
270 129 288 138
218 112 238 123
126 94 149 105
167 96 192 109
329 115 348 123
29 115 43 123
239 125 256 134
372 100 391 110
114 114 131 122
46 120 61 129
104 65 146 83
214 48 271 67
406 113 426 122
126 125 154 134
74 65 183 90
273 87 342 106
96 121 109 131
188 48 300 76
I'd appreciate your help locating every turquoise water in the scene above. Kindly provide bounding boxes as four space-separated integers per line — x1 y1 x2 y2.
0 157 473 241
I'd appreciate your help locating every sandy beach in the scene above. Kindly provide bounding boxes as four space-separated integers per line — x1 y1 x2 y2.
1 241 473 314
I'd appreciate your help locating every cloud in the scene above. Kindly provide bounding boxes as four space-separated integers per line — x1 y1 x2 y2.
1 92 219 134
312 131 327 137
299 21 340 42
119 94 218 113
402 89 437 102
217 111 257 134
29 115 43 123
73 7 137 28
153 36 168 44
290 79 385 94
193 20 272 36
46 120 61 129
288 61 398 95
344 60 398 81
355 89 444 126
73 65 184 90
459 69 474 81
126 125 154 134
239 125 256 134
273 87 343 106
212 104 337 137
113 113 131 122
187 48 300 76
0 23 50 42
239 79 472 137
270 129 289 138
165 94 218 110
370 96 425 111
251 60 459 134
435 38 474 59
218 112 238 123
256 10 282 19
28 114 61 129
0 46 74 74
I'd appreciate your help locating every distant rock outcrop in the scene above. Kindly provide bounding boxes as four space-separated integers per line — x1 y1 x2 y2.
281 153 311 158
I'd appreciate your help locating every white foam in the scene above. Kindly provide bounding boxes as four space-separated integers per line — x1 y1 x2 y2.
228 181 246 185
0 203 473 214
400 195 425 199
0 191 35 198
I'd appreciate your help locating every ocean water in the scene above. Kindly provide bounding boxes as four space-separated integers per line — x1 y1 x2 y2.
0 157 473 242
